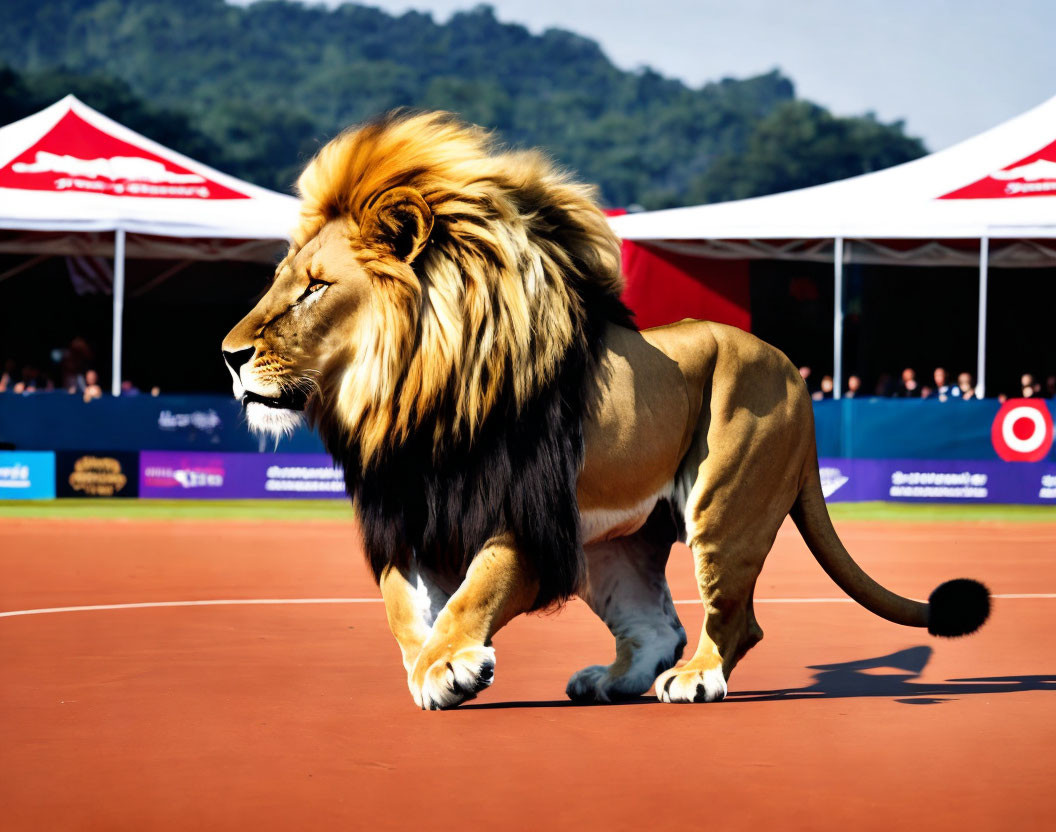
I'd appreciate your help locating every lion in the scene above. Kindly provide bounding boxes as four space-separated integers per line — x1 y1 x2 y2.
221 111 990 709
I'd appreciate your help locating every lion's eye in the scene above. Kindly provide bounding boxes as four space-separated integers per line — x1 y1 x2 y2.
299 276 331 302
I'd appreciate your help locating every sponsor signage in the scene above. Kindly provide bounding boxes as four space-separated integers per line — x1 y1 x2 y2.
990 399 1053 462
157 408 223 434
56 451 140 498
139 452 344 500
0 451 56 499
819 464 850 499
0 110 249 200
820 457 1056 504
939 137 1056 199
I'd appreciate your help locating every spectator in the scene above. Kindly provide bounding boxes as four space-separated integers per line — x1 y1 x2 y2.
845 375 862 398
798 365 815 394
874 372 896 397
19 364 36 390
0 358 17 392
120 380 140 397
1021 373 1040 398
894 367 921 398
920 385 934 400
812 375 834 401
933 367 956 402
83 369 103 403
1046 375 1056 399
56 336 96 391
59 354 79 391
957 372 976 401
149 386 161 397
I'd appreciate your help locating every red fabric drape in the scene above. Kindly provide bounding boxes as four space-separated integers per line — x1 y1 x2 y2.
619 240 751 331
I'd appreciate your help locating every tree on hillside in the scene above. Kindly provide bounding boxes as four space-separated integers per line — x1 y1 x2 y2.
0 2 927 206
687 101 926 203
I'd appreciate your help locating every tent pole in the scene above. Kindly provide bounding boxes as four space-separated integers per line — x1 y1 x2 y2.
976 236 989 398
833 237 844 400
111 228 126 397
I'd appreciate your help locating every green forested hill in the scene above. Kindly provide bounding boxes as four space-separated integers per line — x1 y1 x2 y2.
0 0 926 207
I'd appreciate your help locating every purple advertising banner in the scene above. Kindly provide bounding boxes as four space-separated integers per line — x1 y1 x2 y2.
139 452 345 500
819 457 1056 505
138 452 1056 504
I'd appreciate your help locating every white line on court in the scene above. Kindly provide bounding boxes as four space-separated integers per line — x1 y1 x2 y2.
676 594 1056 604
0 594 1053 619
981 593 1056 599
0 598 382 618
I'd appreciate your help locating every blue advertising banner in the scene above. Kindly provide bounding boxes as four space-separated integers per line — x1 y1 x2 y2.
0 395 326 453
139 451 345 500
0 451 56 499
813 398 1056 460
3 394 1050 461
820 457 1056 505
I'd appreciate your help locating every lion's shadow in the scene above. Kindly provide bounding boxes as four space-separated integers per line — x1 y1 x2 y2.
727 645 1055 704
461 646 1055 709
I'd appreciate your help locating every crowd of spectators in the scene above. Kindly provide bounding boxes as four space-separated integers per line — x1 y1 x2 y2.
4 340 1051 406
801 364 1056 403
0 337 158 401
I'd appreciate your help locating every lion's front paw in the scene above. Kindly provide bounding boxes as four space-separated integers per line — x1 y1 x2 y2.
654 663 727 704
409 644 496 710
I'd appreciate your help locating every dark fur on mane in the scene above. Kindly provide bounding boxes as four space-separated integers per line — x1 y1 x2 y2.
319 288 634 610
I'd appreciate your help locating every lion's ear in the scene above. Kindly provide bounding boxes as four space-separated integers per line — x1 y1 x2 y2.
361 187 434 264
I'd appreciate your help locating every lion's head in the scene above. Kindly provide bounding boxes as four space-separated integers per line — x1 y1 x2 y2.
222 111 624 468
219 109 620 462
222 110 632 606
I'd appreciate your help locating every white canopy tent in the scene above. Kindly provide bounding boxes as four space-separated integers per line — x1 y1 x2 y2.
0 95 301 394
609 94 1056 398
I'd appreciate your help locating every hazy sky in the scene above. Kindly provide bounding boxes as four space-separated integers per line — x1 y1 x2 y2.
309 0 1056 151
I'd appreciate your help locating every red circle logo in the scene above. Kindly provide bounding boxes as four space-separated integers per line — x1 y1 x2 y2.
991 399 1054 462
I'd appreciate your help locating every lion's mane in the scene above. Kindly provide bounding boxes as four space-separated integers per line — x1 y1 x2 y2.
296 111 632 608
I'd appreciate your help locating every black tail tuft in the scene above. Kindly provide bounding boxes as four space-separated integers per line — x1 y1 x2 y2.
927 579 991 637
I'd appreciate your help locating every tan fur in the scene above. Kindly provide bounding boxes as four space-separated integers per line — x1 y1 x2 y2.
224 112 950 709
408 534 539 709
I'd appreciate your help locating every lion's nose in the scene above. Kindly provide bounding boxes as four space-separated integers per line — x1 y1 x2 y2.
223 346 255 376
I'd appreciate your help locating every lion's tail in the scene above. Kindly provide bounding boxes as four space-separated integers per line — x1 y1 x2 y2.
789 458 990 637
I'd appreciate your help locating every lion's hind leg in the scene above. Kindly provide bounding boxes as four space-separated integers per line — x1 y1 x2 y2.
656 435 803 703
654 475 792 703
567 506 686 704
653 539 765 704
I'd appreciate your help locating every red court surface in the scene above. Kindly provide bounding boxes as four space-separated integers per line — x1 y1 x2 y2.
2 517 1054 831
